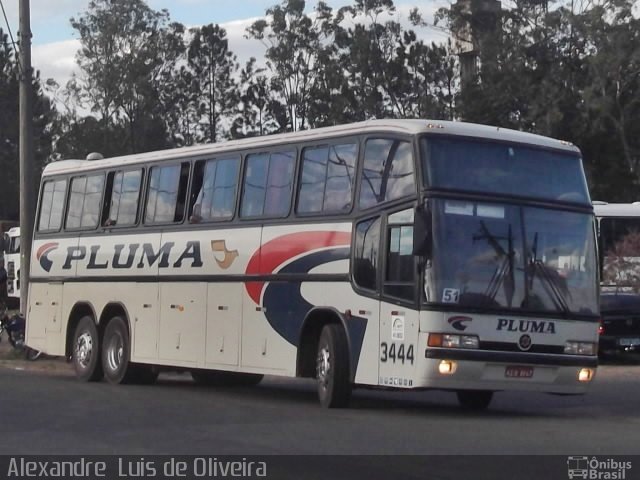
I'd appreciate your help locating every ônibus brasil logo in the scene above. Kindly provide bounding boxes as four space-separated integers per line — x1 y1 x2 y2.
448 316 472 331
36 242 59 273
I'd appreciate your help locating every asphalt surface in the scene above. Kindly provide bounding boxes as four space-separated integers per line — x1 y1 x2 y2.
0 356 639 457
2 325 640 480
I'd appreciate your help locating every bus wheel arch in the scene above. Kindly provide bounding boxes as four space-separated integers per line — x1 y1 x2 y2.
297 308 352 379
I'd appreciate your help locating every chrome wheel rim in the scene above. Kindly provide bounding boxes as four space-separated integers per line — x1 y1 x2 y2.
75 332 93 369
317 346 331 391
106 332 124 372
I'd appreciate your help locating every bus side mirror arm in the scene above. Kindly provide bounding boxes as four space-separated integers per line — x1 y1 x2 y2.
413 203 432 259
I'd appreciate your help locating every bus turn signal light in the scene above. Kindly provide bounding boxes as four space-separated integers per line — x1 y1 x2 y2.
428 333 479 349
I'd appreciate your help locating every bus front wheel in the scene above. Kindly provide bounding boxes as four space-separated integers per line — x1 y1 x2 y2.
456 390 493 410
316 324 351 408
72 315 103 382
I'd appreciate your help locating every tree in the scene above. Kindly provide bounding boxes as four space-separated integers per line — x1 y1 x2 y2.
580 0 640 187
0 29 55 220
247 0 327 131
70 0 182 154
188 24 239 143
231 58 282 138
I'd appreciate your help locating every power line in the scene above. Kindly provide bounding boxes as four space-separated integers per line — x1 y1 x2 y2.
0 0 22 74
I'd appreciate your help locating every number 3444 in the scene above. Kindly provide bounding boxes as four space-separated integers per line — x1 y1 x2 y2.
380 342 415 364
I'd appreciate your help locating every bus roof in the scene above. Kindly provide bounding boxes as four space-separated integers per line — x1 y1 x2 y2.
42 119 580 176
593 202 640 217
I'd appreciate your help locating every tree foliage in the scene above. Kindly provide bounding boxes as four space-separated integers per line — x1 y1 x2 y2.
0 29 54 220
11 0 636 205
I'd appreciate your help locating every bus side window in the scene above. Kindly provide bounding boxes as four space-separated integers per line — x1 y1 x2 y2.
190 157 240 223
384 224 415 301
297 143 357 214
383 208 415 301
104 169 143 227
38 179 67 232
145 163 190 224
66 174 105 230
353 217 381 292
359 139 415 210
241 151 295 218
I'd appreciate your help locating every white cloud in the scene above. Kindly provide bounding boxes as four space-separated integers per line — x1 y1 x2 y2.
32 39 80 85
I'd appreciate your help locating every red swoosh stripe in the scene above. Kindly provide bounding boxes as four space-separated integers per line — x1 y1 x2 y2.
36 242 58 260
245 231 351 304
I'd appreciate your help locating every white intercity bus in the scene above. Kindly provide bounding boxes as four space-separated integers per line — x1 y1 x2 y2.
4 227 21 302
27 119 599 409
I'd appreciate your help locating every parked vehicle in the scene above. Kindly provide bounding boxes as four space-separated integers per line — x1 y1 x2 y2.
0 304 41 360
3 227 20 304
594 202 640 358
599 292 640 356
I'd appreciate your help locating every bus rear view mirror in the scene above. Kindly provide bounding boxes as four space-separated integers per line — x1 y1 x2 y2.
0 234 6 253
413 204 432 258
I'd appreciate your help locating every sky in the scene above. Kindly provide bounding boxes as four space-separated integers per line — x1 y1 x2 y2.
1 0 451 89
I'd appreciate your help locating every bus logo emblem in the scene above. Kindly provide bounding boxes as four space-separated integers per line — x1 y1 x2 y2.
448 316 472 331
211 240 238 270
36 242 59 273
518 334 532 351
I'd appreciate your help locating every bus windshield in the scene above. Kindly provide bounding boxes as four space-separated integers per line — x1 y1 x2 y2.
424 198 598 316
8 235 20 254
421 137 590 204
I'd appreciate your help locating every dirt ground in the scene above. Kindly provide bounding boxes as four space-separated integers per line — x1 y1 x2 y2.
0 330 72 375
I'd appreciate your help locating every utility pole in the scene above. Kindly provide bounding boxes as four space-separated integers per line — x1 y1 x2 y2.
19 0 34 315
452 0 502 90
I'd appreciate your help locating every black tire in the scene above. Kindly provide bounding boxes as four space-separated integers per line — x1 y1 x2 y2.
316 324 351 408
72 315 103 382
191 370 263 386
101 316 137 384
456 390 493 410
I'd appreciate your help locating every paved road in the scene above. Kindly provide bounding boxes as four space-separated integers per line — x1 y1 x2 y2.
0 360 639 457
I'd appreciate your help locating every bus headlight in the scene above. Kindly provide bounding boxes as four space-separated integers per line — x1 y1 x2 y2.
429 333 479 349
578 368 594 382
564 341 597 355
438 360 457 374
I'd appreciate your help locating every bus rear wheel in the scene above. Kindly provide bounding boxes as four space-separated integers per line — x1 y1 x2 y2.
102 316 140 384
456 390 493 410
72 315 103 382
316 324 351 408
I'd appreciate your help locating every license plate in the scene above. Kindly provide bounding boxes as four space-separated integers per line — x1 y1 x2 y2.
505 366 534 378
618 337 640 346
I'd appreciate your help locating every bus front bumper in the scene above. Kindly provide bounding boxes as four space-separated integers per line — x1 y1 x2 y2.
415 348 597 394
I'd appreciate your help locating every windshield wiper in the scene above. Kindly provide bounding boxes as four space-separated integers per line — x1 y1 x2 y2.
526 232 571 314
475 221 515 307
